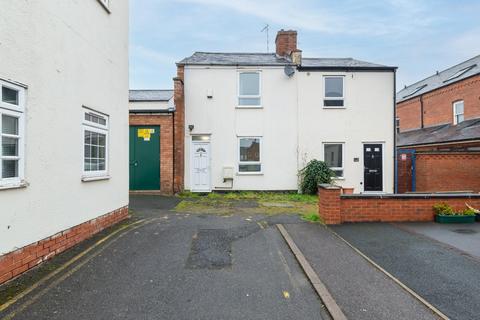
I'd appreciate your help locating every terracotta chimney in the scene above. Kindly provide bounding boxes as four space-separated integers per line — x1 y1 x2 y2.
275 30 297 57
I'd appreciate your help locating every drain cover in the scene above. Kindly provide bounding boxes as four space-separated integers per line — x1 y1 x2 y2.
452 229 477 234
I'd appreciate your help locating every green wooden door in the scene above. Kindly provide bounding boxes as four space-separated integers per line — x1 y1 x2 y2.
129 125 160 190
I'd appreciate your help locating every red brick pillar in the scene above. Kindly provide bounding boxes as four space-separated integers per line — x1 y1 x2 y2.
173 65 185 193
318 184 342 224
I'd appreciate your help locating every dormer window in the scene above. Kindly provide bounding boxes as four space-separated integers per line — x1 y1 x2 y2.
324 76 344 107
238 72 261 108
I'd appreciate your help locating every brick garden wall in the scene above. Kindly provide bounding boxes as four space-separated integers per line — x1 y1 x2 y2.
173 66 185 193
0 206 129 285
318 184 480 224
416 153 480 193
130 114 175 194
397 74 480 132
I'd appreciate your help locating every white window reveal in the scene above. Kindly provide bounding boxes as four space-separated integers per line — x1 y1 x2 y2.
82 107 109 179
324 76 344 107
238 72 261 107
324 143 344 178
0 80 26 188
453 101 464 125
238 137 262 173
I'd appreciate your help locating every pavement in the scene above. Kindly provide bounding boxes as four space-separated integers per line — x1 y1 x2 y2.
332 223 480 320
283 223 438 320
0 196 330 320
397 222 480 259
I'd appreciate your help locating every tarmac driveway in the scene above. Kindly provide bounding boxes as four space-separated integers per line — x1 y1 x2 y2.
1 196 329 320
332 223 480 320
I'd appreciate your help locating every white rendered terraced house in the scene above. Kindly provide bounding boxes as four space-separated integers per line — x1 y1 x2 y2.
178 30 397 193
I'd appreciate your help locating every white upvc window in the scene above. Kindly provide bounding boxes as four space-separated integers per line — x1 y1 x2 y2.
0 80 26 189
238 71 261 108
238 137 262 174
323 76 344 108
453 100 464 125
82 107 109 179
323 143 344 178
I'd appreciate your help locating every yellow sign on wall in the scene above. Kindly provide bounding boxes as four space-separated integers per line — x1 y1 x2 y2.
138 128 155 141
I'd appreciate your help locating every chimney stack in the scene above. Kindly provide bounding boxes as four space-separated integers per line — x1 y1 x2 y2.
275 29 301 65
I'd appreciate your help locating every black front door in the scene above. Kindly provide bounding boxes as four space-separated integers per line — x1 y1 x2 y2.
364 144 383 192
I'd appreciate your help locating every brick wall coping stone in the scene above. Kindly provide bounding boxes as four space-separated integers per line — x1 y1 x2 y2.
318 184 341 190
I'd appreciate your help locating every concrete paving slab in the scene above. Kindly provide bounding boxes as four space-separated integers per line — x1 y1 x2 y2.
284 223 438 320
332 223 480 320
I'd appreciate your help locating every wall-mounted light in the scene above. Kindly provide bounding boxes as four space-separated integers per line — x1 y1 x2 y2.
188 124 194 132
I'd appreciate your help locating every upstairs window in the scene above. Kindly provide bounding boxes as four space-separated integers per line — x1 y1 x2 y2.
396 118 400 133
1 80 25 188
83 108 109 179
324 76 344 107
324 143 344 178
238 137 262 173
453 101 464 125
238 72 261 107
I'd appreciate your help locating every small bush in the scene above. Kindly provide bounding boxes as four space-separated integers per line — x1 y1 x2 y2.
301 213 320 222
433 203 454 215
433 203 476 216
299 160 334 195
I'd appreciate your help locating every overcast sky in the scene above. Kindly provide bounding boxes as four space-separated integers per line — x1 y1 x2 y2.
130 0 480 91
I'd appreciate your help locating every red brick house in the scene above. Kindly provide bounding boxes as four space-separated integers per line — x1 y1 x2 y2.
396 55 480 193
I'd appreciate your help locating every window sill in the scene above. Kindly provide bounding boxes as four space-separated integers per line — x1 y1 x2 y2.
237 172 263 176
82 175 110 182
236 106 263 109
323 106 346 109
0 180 28 191
332 177 345 180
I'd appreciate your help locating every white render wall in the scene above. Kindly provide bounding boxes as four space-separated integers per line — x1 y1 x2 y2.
0 1 129 254
184 65 395 193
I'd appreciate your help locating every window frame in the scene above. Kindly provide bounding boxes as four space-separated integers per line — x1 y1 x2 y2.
323 142 345 179
0 79 26 189
323 76 345 108
237 136 262 174
453 100 464 125
82 107 109 180
237 71 262 108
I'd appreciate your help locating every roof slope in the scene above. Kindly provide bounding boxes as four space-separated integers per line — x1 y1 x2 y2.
178 52 394 70
397 118 480 147
129 90 173 102
397 55 480 103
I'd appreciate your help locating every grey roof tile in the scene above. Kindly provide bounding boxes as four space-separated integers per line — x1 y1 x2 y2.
397 117 480 147
397 55 480 103
178 52 394 69
129 90 173 101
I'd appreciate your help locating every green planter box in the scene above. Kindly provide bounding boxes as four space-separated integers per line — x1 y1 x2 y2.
435 215 476 223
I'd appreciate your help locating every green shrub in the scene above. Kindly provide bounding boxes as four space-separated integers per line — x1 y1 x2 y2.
301 213 320 222
433 203 454 215
298 160 334 195
433 203 476 216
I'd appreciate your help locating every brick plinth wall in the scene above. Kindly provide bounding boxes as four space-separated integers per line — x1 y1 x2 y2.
130 114 174 194
318 185 480 225
0 206 129 285
318 184 342 224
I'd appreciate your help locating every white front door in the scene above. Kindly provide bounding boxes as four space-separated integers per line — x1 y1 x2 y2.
191 141 210 192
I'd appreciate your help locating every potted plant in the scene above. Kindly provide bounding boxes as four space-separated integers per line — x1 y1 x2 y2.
342 187 354 194
466 203 480 222
433 203 476 223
